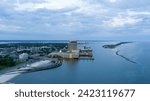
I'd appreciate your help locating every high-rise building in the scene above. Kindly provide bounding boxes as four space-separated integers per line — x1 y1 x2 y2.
68 41 77 52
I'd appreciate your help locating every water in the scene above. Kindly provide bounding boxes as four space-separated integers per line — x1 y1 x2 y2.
0 41 150 84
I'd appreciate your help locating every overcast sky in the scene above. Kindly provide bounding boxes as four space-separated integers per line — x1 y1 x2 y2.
0 0 150 40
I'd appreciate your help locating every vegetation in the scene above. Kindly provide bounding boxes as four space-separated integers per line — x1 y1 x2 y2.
0 43 67 48
0 56 16 69
0 42 67 69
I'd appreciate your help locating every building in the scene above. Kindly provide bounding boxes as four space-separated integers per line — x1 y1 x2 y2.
79 49 93 57
48 40 92 59
48 51 79 59
68 41 77 52
19 53 29 61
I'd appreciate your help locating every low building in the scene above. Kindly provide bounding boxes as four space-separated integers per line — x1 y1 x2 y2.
79 49 93 57
19 53 29 61
48 51 79 59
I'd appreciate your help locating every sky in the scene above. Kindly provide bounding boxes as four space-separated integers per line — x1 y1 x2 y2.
0 0 150 40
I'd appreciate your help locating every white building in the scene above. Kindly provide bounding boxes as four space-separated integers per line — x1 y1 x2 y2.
19 53 29 61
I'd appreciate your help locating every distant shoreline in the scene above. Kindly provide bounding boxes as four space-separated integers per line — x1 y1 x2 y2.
102 42 132 49
102 42 137 64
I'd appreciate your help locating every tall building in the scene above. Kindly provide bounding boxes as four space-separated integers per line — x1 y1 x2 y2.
68 41 77 52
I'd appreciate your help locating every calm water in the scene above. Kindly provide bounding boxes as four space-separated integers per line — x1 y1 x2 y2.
1 41 150 84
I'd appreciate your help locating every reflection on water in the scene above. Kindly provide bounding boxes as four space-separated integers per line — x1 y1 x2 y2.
1 41 150 84
64 59 79 70
64 59 79 64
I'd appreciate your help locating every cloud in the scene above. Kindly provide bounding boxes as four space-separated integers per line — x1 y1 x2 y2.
109 0 118 3
72 3 108 16
14 0 80 12
14 0 108 17
103 14 143 28
0 23 22 32
102 9 150 28
127 10 150 16
0 0 150 40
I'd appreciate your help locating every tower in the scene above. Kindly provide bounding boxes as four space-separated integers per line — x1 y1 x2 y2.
68 41 77 52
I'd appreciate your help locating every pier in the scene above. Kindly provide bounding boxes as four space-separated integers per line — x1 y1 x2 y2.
79 49 93 57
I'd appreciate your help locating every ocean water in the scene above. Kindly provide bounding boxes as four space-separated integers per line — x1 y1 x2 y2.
0 41 150 84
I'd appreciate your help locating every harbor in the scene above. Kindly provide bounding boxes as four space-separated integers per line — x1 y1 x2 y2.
48 40 93 59
0 41 150 84
0 40 94 83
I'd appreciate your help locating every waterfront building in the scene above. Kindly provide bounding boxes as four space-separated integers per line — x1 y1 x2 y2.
79 49 93 57
48 40 79 59
68 41 77 52
48 40 93 59
48 51 79 59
